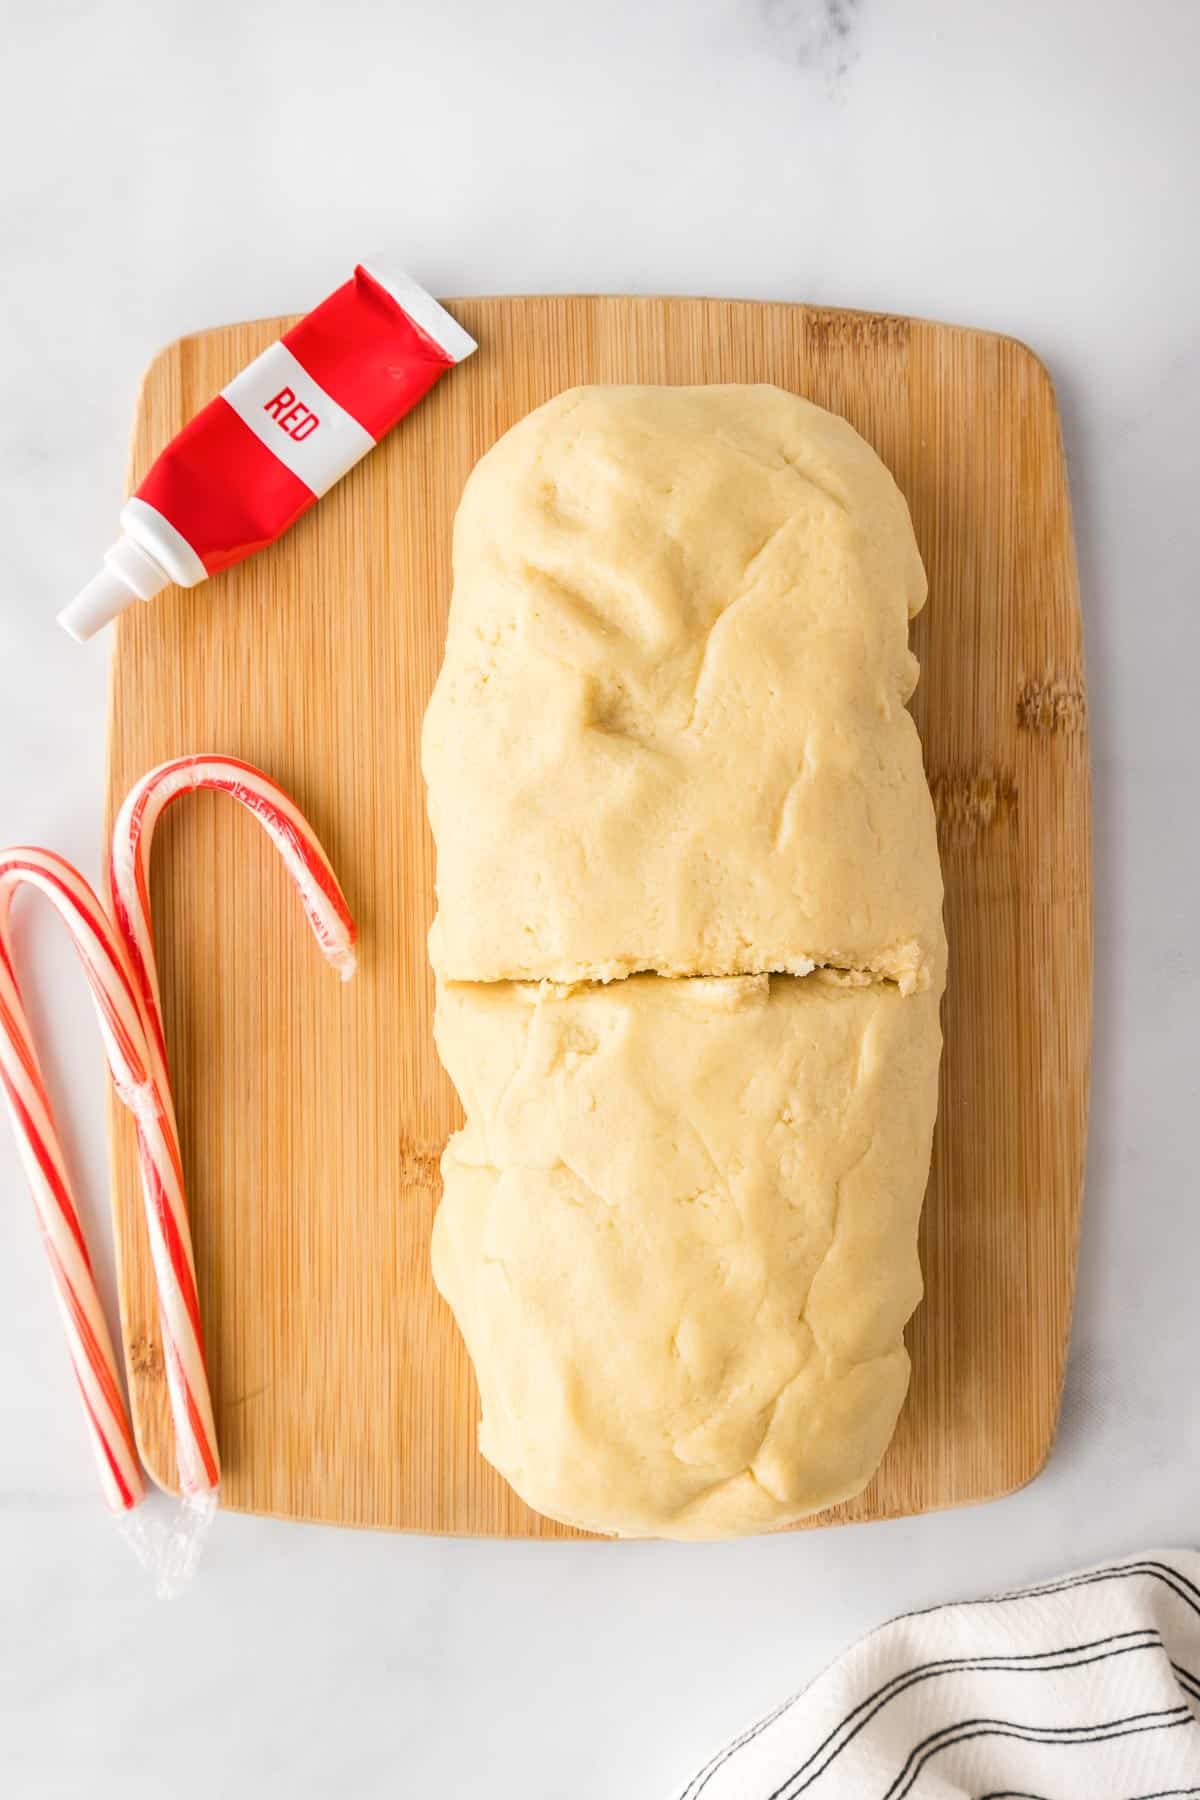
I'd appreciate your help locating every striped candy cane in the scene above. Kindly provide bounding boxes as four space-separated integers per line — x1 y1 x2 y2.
110 755 356 1497
0 848 154 1512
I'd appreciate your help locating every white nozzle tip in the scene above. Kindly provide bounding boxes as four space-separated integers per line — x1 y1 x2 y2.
59 535 171 641
58 568 137 641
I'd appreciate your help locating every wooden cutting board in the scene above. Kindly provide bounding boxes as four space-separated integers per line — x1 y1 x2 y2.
106 296 1090 1535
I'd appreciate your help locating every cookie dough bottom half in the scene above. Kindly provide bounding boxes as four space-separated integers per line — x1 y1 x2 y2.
432 969 942 1540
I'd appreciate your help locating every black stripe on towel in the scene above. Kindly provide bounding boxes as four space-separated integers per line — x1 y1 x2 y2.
1125 1786 1200 1798
976 1790 1055 1799
776 1635 1166 1800
691 1634 1158 1800
1124 1786 1200 1799
977 1789 1200 1800
884 1708 1195 1800
1172 1662 1200 1704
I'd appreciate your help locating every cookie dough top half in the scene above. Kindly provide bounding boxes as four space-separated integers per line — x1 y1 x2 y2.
422 383 944 994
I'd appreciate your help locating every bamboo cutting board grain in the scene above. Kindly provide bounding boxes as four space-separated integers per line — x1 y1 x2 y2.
106 296 1090 1535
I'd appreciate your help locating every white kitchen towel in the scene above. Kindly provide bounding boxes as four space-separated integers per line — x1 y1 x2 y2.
677 1552 1200 1800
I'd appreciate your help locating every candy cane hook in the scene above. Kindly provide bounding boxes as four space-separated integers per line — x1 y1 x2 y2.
109 755 356 1497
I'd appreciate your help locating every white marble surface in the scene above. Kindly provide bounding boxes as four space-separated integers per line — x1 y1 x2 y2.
1 0 1197 1792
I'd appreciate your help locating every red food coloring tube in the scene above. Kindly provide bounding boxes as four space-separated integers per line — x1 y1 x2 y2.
60 266 476 640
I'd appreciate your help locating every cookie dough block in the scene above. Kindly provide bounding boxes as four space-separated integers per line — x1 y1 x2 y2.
432 971 943 1539
423 384 942 992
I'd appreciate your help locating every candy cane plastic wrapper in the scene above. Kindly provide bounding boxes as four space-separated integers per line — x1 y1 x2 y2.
109 754 357 1508
0 849 152 1512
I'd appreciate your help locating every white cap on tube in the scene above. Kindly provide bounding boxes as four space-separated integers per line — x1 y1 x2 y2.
58 535 170 641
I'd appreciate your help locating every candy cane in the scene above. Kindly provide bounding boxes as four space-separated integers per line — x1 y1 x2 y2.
0 848 154 1512
110 755 356 1497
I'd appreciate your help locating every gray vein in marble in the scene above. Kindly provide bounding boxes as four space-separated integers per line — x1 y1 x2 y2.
759 0 861 83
